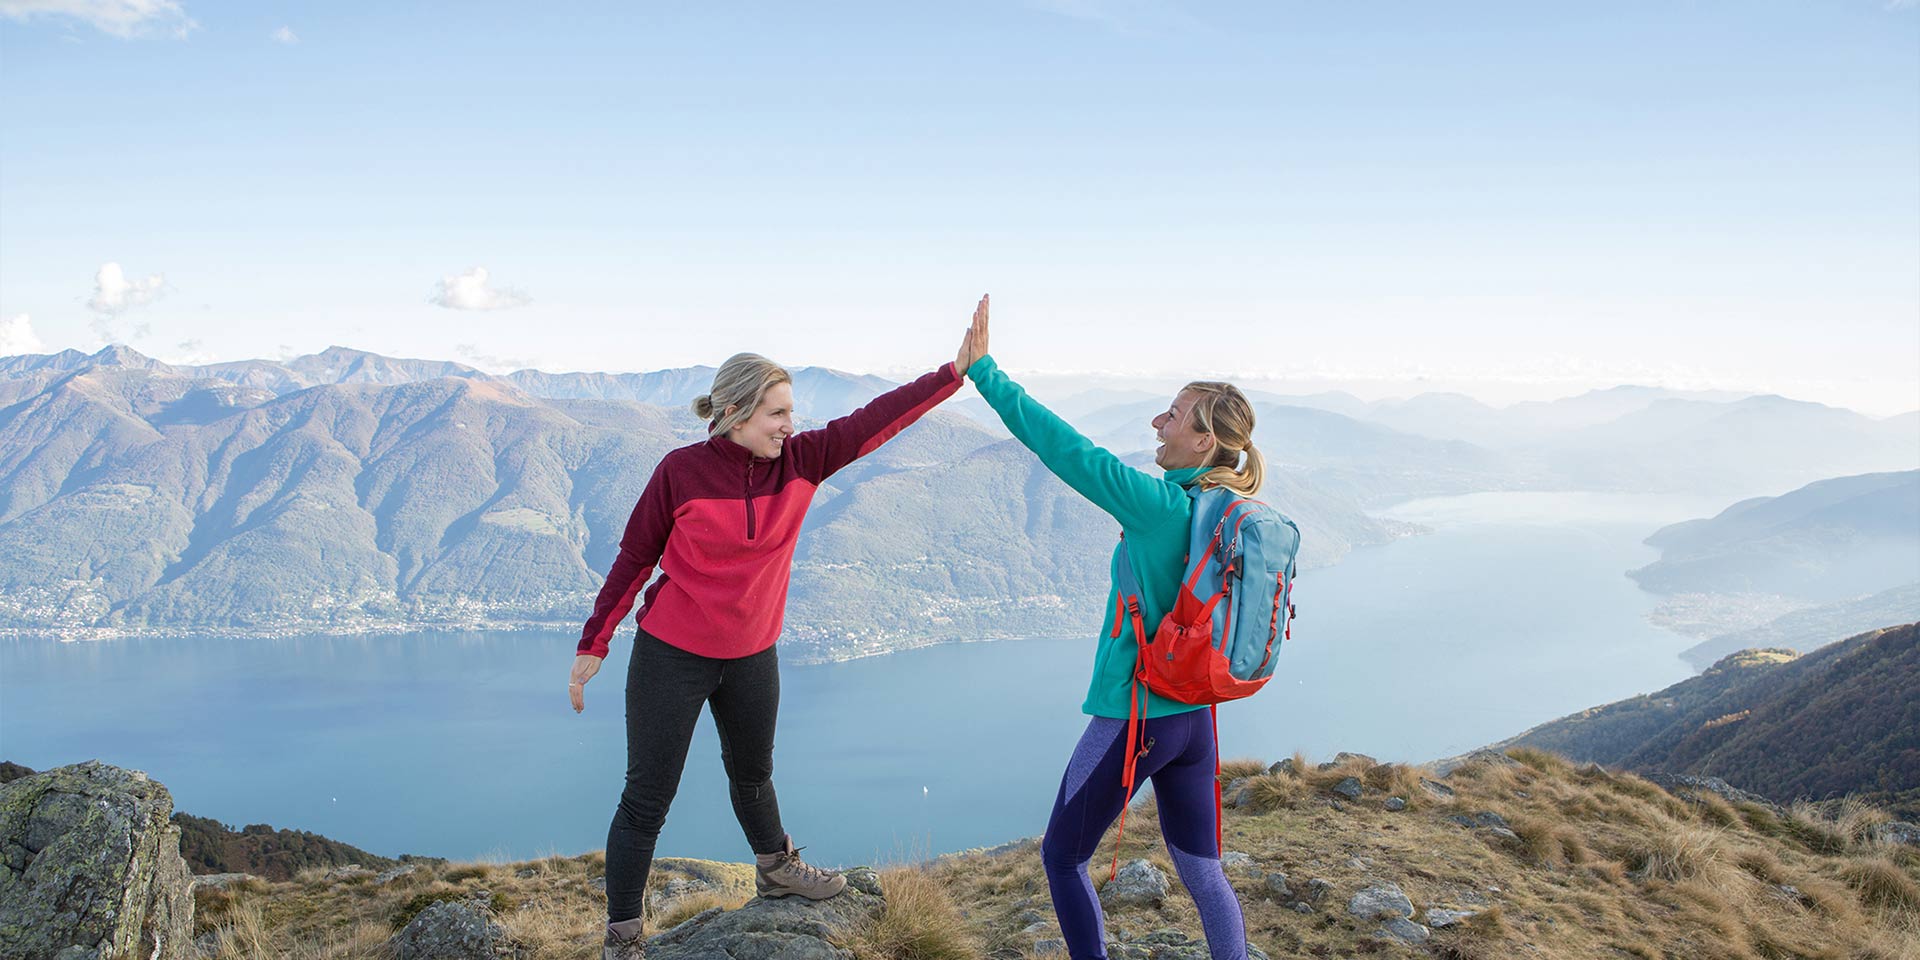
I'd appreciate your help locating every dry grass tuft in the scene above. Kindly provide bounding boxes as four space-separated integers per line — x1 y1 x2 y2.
1634 822 1729 884
1218 757 1270 782
844 866 980 960
1841 857 1920 915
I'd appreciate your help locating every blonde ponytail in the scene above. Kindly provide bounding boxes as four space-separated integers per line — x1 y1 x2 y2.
1182 381 1262 496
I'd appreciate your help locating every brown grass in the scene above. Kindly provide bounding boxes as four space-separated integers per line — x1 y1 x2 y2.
1841 857 1920 915
842 866 979 960
189 750 1920 960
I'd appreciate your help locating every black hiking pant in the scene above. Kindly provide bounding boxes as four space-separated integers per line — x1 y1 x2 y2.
604 627 786 922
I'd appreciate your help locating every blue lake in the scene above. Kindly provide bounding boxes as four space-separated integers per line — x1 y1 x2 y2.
0 492 1723 867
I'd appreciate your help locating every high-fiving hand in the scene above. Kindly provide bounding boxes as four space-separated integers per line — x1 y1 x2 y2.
954 294 990 378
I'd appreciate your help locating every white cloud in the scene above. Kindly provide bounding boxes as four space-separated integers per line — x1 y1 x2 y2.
454 343 541 373
270 24 296 44
166 338 216 365
1 314 47 355
0 0 198 39
429 267 530 311
88 261 166 314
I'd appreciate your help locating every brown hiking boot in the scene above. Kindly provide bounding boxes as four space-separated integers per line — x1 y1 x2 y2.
602 917 645 960
754 836 847 900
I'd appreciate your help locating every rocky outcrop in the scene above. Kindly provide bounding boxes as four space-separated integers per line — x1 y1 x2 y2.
0 761 195 960
645 866 886 960
388 891 521 960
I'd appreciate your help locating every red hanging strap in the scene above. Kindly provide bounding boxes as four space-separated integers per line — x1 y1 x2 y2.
1110 644 1149 882
1211 704 1223 856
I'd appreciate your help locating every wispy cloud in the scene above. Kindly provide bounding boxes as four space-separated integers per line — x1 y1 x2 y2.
87 261 166 314
429 267 531 311
455 343 541 373
1 314 47 355
167 338 216 365
0 0 198 39
270 24 297 44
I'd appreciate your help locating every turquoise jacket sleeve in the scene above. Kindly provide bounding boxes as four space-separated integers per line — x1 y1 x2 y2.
968 354 1186 532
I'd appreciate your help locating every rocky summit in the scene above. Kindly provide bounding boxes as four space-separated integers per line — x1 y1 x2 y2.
0 760 195 960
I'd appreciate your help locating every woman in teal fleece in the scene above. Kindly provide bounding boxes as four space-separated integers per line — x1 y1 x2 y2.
964 301 1265 960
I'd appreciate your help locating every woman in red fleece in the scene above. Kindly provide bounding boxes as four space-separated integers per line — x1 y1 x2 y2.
574 297 988 954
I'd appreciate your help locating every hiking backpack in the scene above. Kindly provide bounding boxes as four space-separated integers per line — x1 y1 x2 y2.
1107 485 1302 875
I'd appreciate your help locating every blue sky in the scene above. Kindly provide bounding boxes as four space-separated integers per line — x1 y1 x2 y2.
2 1 1917 412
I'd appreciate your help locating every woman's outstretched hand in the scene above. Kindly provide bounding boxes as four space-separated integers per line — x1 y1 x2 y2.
569 654 602 713
954 294 989 377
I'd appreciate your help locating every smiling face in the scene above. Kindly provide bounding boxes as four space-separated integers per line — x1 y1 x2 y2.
726 381 796 459
1151 388 1217 470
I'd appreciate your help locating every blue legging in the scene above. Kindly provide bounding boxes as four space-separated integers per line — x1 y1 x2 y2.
1041 710 1248 960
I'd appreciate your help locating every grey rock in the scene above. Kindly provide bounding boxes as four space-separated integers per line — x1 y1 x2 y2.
389 894 520 960
322 863 374 882
1014 909 1045 926
646 876 715 912
1426 908 1479 928
1347 883 1415 921
1332 777 1363 801
1289 901 1313 913
844 866 882 897
1384 797 1407 812
1446 814 1478 829
1268 759 1295 776
1486 827 1522 843
0 761 196 960
1431 749 1519 778
645 879 885 960
1034 938 1067 956
1099 859 1170 910
590 875 607 892
1305 878 1333 903
1333 752 1378 767
191 872 257 889
1263 872 1292 898
1874 822 1920 847
1380 918 1430 944
1643 772 1781 813
1220 851 1257 873
1420 778 1455 799
1473 811 1512 830
378 865 420 884
1223 778 1252 808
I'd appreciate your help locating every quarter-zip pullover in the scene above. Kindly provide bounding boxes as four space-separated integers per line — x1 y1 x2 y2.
578 363 963 660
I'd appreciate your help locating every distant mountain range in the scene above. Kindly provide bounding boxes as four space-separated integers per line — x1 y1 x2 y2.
1497 621 1920 819
0 346 1405 660
4 344 1914 659
1630 470 1920 602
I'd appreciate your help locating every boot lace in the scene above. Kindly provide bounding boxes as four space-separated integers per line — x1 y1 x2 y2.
778 845 835 884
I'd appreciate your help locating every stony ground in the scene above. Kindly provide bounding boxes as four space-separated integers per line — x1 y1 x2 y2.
189 749 1920 960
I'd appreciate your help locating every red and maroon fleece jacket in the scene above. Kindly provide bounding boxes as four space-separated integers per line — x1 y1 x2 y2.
577 363 963 660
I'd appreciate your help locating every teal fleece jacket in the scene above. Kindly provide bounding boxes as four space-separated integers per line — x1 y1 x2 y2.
968 354 1208 720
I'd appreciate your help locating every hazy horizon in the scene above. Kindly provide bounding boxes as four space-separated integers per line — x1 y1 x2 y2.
11 338 1916 418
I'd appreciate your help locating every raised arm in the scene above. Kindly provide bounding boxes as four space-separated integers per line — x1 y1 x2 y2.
782 296 986 481
968 352 1186 532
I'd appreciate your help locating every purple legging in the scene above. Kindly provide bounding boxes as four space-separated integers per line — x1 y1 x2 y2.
1041 710 1248 960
